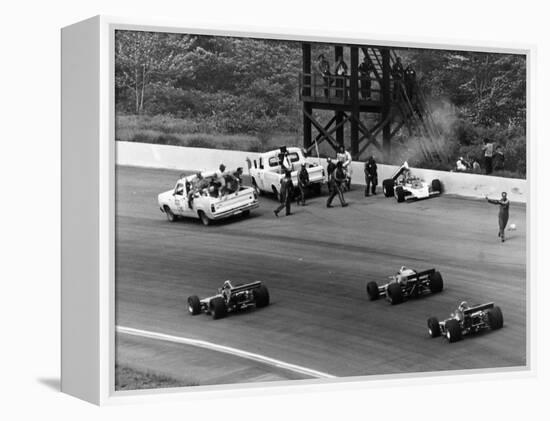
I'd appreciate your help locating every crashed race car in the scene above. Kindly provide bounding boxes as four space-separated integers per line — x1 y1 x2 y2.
427 301 503 343
382 162 442 202
187 280 270 320
366 267 443 305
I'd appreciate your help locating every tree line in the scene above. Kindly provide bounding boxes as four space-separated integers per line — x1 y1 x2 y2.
115 30 526 176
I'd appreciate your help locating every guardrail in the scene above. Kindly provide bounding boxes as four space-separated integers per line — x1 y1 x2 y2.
116 141 527 203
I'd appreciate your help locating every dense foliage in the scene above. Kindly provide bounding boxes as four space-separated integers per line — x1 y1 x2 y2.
115 31 526 177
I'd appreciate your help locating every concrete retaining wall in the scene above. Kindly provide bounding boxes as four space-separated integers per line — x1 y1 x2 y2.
116 141 527 203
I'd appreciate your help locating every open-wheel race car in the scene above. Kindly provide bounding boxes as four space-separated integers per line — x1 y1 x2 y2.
427 301 503 343
382 162 442 202
366 267 443 305
187 280 270 320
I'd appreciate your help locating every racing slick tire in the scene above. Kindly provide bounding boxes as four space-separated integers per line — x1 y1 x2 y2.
431 179 442 193
242 210 251 217
386 282 404 305
395 186 405 203
210 297 227 320
488 306 504 330
253 285 270 308
382 179 394 197
312 183 322 195
366 281 380 300
427 317 441 338
164 206 177 222
429 271 444 293
444 319 463 343
198 211 211 226
187 295 201 315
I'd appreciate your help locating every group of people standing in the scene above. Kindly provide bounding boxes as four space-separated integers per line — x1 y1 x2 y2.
316 54 375 99
274 146 379 216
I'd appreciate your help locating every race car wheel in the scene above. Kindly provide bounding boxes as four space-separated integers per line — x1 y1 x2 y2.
210 297 227 320
395 186 405 203
198 211 210 226
164 206 177 222
312 183 322 195
386 283 403 305
488 306 504 330
242 210 251 217
382 179 394 197
366 281 380 300
254 285 270 308
445 319 462 343
427 317 441 338
429 271 444 293
187 295 201 315
431 179 442 193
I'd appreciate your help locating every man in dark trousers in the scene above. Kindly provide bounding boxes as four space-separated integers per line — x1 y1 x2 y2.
274 171 294 217
364 155 378 196
404 64 416 102
326 161 348 208
391 57 404 101
317 54 332 97
482 138 495 175
297 163 310 206
358 55 374 99
326 157 337 194
486 192 510 242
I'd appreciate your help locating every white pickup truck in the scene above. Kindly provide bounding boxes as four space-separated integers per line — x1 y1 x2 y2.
158 172 259 226
248 147 325 198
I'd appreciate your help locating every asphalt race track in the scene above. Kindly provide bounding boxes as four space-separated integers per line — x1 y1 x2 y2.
115 165 527 386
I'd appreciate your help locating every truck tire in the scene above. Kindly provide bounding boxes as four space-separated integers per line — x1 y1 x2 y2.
395 186 405 203
488 306 504 330
198 211 210 226
386 282 403 305
187 295 201 315
382 179 394 197
254 285 270 308
427 317 441 338
251 178 262 195
210 297 227 320
366 281 380 300
164 206 177 222
432 179 442 193
444 319 462 342
429 271 444 293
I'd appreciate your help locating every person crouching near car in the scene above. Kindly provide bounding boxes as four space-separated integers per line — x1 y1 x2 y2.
297 163 310 206
326 161 348 208
274 171 294 217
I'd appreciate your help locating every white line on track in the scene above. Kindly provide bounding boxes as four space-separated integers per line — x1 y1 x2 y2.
117 325 336 379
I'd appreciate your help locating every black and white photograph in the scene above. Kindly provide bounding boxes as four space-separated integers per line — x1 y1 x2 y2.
113 29 527 391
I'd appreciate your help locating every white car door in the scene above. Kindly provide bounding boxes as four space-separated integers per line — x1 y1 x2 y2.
172 182 189 216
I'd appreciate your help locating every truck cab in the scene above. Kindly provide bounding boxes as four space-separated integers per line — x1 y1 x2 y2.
249 146 325 198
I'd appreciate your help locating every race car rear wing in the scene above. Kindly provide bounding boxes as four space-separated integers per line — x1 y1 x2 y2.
404 268 436 282
229 281 262 295
463 302 494 315
390 161 410 181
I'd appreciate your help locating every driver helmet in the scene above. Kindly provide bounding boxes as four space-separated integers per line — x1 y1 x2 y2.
399 266 408 273
458 301 469 311
222 280 232 290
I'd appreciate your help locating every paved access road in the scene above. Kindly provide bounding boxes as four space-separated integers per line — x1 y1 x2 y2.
116 165 527 385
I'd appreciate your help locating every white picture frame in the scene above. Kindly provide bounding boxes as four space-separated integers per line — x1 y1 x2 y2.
61 15 535 405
